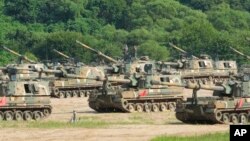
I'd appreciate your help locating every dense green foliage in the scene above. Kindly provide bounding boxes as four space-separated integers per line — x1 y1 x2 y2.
151 132 229 141
0 0 250 65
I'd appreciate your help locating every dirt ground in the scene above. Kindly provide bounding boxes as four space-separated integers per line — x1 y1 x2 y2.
0 89 229 141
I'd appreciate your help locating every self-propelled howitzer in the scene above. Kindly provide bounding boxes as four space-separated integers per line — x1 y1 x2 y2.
163 43 238 84
87 72 184 113
0 67 52 121
173 74 250 124
34 67 105 98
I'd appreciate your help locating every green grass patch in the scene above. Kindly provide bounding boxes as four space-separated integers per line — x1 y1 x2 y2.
151 132 229 141
0 118 111 128
0 112 176 128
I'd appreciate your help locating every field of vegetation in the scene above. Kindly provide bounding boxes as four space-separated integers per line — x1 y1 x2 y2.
152 132 229 141
0 0 250 65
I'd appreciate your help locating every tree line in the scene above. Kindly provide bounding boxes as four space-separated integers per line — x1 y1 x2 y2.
0 0 250 65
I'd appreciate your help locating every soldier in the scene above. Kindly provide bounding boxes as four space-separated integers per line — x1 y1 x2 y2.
70 110 77 123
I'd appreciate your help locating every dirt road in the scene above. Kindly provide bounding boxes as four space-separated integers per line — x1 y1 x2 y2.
0 92 229 141
0 124 228 141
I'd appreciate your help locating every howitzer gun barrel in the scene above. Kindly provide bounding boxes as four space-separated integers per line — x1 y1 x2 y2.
229 47 250 59
53 49 70 59
69 75 131 83
185 83 225 91
169 43 198 59
161 62 180 66
3 46 22 57
152 80 227 91
2 46 35 63
76 40 118 64
150 80 186 87
169 43 187 54
36 69 62 74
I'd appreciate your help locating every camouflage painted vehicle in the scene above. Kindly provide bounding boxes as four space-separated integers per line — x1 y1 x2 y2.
44 48 105 98
0 66 52 121
88 74 184 113
48 66 105 98
87 62 184 113
175 73 250 124
163 43 238 84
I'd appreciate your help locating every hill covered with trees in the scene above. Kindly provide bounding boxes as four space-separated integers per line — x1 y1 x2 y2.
0 0 250 65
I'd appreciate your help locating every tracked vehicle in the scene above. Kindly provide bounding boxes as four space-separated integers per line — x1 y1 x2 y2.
0 66 52 121
45 48 105 98
48 66 105 98
87 63 184 113
165 43 238 84
175 73 250 124
88 74 184 113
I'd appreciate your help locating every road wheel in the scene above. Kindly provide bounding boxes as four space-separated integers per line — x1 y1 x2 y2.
136 104 143 112
127 104 135 113
160 103 167 112
33 111 41 120
222 113 230 124
4 111 14 121
23 111 33 121
168 103 176 111
59 92 64 98
152 104 159 112
0 111 4 121
72 91 77 97
230 114 239 124
239 113 248 124
53 88 60 97
144 104 151 113
65 91 71 98
78 91 85 97
14 111 23 121
215 111 222 122
43 109 51 117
